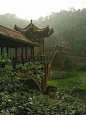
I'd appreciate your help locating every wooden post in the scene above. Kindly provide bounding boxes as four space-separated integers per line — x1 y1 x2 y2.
31 47 33 59
25 47 27 59
1 46 4 55
17 47 21 59
12 56 16 70
43 39 44 55
15 47 17 60
32 47 34 57
17 48 19 56
6 47 8 56
38 38 42 55
31 46 34 59
38 46 40 55
19 47 20 56
41 67 44 92
21 47 23 58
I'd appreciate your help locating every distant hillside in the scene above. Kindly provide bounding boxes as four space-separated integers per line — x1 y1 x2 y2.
0 8 86 56
35 8 86 56
0 13 30 29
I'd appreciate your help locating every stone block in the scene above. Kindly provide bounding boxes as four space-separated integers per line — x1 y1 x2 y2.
50 70 66 79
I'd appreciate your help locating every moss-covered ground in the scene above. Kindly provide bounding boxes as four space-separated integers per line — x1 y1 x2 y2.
47 71 86 90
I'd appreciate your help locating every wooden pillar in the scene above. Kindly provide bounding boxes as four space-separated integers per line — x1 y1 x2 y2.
32 47 34 57
31 46 34 58
31 47 32 58
15 47 17 60
25 47 27 59
1 46 4 55
6 47 8 56
19 48 20 55
38 46 40 55
21 47 23 58
38 38 42 55
45 65 47 84
43 39 44 55
17 47 21 58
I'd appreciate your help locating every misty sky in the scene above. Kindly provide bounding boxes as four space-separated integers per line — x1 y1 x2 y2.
0 0 86 20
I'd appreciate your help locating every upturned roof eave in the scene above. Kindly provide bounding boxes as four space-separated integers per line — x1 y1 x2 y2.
14 25 50 33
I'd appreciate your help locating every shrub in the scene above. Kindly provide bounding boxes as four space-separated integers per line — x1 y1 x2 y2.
0 88 86 115
20 62 44 82
0 54 86 114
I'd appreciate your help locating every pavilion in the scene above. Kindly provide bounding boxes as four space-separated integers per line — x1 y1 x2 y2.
0 20 54 60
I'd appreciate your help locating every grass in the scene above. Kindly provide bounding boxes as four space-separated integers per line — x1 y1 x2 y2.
47 71 86 90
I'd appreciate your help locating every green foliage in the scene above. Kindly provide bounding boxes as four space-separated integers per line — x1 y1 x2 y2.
0 54 43 95
35 8 86 56
0 88 86 115
20 62 44 82
0 55 86 114
76 64 86 71
0 53 19 79
81 51 85 56
0 53 11 65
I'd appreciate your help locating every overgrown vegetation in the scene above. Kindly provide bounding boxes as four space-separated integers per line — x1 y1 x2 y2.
1 88 86 115
0 54 86 114
20 61 44 82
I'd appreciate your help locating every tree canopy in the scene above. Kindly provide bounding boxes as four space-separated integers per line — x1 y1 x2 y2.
0 8 86 56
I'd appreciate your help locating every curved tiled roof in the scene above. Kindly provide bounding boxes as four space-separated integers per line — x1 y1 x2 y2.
14 20 49 31
0 24 40 46
14 20 54 38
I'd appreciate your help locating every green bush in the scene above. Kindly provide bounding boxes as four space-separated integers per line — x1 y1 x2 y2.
0 88 86 115
20 62 44 82
0 54 86 114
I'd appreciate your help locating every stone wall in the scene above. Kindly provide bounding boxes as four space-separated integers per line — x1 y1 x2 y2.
50 70 66 79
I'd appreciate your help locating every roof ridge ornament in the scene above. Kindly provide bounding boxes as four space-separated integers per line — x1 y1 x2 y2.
15 24 16 28
31 20 32 23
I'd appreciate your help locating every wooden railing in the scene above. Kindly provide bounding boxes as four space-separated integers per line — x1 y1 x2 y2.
11 55 51 70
